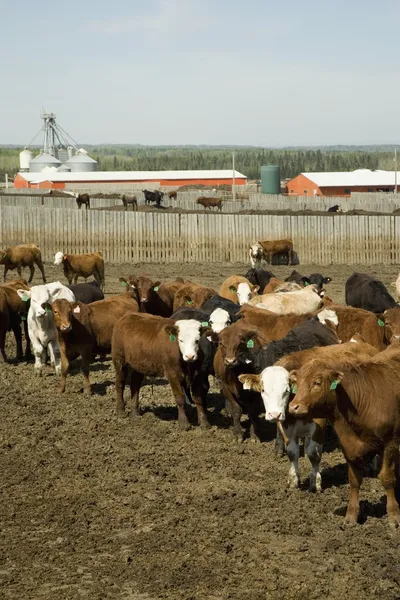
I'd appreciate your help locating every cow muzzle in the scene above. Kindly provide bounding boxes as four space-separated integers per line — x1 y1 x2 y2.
183 354 196 362
288 402 308 417
61 324 72 332
266 411 283 422
224 357 238 367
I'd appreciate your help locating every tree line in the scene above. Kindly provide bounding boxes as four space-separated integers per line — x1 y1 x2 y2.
1 146 398 182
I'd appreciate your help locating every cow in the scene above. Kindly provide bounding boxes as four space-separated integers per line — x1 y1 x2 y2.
285 270 332 292
143 190 164 208
390 273 400 301
173 283 216 312
239 340 378 492
249 284 324 315
121 195 138 211
327 204 342 213
244 268 276 292
112 313 211 429
249 240 294 268
285 270 311 287
76 193 90 209
168 191 177 200
16 282 75 375
345 272 397 313
219 276 259 305
262 277 302 294
380 307 400 343
119 275 174 317
202 295 241 332
318 304 386 350
197 197 223 211
66 280 104 304
0 244 46 283
54 251 105 290
239 305 310 338
0 280 31 362
288 348 400 527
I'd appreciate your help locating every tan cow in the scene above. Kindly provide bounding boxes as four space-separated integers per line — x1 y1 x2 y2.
219 275 259 305
54 251 105 290
249 285 323 315
0 244 46 283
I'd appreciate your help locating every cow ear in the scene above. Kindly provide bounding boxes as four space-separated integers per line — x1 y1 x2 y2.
119 277 127 285
302 277 311 286
17 289 31 301
229 285 237 293
51 287 64 301
164 324 178 337
238 374 261 391
324 277 332 284
252 285 260 293
72 302 81 314
153 281 161 290
206 330 219 343
289 370 298 383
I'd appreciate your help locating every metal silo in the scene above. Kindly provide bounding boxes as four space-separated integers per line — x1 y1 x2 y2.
58 164 71 172
261 165 281 194
19 148 33 172
65 153 97 172
29 152 62 172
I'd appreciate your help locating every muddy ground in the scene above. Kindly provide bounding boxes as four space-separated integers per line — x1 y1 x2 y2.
1 262 400 600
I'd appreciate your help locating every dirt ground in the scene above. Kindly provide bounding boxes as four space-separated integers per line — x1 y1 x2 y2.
1 262 400 600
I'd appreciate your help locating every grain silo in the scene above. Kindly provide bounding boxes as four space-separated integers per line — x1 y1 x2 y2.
29 152 62 172
65 153 97 172
19 148 33 172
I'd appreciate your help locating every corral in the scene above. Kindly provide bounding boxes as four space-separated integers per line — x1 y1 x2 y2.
1 261 400 600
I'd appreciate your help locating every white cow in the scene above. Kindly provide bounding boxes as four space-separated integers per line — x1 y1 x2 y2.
248 284 323 315
391 273 400 301
17 282 75 375
249 243 262 269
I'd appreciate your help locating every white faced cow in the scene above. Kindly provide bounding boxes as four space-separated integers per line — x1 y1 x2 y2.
208 307 232 333
17 282 75 376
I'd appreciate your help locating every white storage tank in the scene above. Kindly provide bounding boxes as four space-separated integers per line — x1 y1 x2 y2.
19 148 33 172
29 152 62 172
65 153 97 172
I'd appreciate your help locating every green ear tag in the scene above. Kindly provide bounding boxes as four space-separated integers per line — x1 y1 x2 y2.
186 299 192 305
247 339 254 349
291 384 297 394
304 281 309 286
21 315 27 321
169 334 176 342
121 281 127 286
46 307 52 313
378 319 384 327
201 321 209 327
21 294 29 301
330 379 339 390
154 286 159 292
229 286 236 292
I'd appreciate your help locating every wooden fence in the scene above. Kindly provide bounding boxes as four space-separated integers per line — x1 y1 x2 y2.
1 205 400 265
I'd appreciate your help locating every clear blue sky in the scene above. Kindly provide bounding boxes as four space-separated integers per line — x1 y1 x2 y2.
1 0 399 146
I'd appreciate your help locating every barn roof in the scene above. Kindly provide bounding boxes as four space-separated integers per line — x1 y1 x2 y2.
302 169 398 187
19 169 246 183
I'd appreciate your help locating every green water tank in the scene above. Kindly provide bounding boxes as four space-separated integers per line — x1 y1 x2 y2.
261 165 281 194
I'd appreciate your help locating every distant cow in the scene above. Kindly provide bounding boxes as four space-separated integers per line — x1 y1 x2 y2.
168 191 177 200
249 239 294 268
76 193 90 209
327 204 341 213
54 251 105 290
143 190 164 208
0 243 46 283
197 197 223 211
345 272 397 313
121 195 138 211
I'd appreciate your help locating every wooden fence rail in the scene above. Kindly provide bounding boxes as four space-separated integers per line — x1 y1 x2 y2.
0 205 399 265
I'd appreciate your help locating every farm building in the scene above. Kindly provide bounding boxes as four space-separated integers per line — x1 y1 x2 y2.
286 169 399 197
14 169 247 190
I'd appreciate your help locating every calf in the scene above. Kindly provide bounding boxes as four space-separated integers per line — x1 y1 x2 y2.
0 243 46 283
17 282 75 375
0 280 31 362
54 251 105 290
143 190 164 208
67 280 104 304
121 194 138 211
120 275 174 317
239 340 378 492
382 307 400 343
76 193 90 209
173 283 216 312
345 272 397 313
112 313 210 429
239 304 310 339
249 284 323 315
202 295 241 332
245 268 276 291
288 348 400 527
168 191 177 200
285 270 332 291
197 196 223 211
219 275 259 305
318 304 386 350
259 238 294 265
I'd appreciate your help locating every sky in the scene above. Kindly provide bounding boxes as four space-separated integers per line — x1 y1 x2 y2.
1 0 399 146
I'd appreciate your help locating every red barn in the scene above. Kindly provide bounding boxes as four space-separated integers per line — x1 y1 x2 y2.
286 170 399 197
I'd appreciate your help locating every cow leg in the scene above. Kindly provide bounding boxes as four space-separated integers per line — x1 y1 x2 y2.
129 371 144 417
248 403 262 443
3 265 8 282
58 350 69 393
190 372 210 428
80 349 92 396
286 438 301 489
379 441 400 528
28 264 34 283
32 342 46 376
73 274 79 285
11 319 23 361
0 326 8 362
36 258 46 283
167 375 190 430
274 426 286 457
23 319 32 359
345 461 363 525
48 340 61 375
115 362 128 417
306 439 323 492
221 382 244 441
17 265 23 279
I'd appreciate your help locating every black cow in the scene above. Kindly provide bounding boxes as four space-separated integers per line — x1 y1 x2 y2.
66 280 104 304
285 270 332 291
345 273 397 313
202 295 241 321
285 270 311 287
328 204 341 213
171 307 210 322
76 193 90 209
245 269 276 293
143 190 164 208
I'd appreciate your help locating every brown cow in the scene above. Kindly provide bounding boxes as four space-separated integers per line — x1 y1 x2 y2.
197 197 223 211
168 191 177 200
219 275 259 305
173 283 216 312
213 320 271 441
54 251 105 290
76 193 90 209
249 239 294 267
382 307 400 343
0 279 31 362
262 277 302 294
119 275 174 317
121 195 138 211
288 348 400 527
0 244 46 283
318 304 386 350
112 313 210 429
239 305 310 339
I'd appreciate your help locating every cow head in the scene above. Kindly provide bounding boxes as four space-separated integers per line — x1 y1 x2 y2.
239 366 291 421
17 283 65 318
383 308 400 343
213 322 265 368
236 282 259 305
208 307 231 333
54 251 65 266
51 299 80 332
308 274 332 291
288 361 343 419
165 319 209 362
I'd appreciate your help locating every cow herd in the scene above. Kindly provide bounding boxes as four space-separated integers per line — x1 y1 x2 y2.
2 241 400 528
